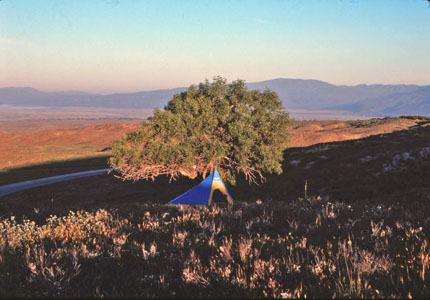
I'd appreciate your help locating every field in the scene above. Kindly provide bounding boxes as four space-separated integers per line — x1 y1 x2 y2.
0 120 142 170
1 116 430 297
2 201 429 298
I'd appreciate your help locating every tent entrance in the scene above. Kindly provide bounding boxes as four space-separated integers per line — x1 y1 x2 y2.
211 189 229 203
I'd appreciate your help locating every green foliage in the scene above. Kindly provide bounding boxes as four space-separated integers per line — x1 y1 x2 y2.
110 77 292 184
346 117 396 128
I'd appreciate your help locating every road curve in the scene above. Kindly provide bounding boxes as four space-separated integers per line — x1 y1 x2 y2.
0 168 114 198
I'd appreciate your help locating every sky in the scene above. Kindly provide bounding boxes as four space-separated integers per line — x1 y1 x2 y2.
1 0 429 94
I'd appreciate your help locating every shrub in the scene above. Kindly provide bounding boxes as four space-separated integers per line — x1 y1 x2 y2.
1 199 429 298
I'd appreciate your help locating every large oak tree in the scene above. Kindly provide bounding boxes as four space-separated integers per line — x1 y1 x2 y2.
110 77 292 184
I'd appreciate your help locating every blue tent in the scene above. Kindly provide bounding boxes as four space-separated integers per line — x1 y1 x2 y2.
168 168 234 205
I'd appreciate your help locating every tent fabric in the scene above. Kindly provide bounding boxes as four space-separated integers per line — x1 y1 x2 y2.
168 168 234 205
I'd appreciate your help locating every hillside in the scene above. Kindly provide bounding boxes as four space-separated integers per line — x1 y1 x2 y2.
0 121 142 170
1 116 429 219
332 86 430 116
247 79 422 110
0 117 421 171
1 79 429 117
0 87 185 109
1 117 430 298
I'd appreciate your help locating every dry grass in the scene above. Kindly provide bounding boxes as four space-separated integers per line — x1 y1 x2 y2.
289 117 419 147
0 122 141 169
0 200 429 298
0 119 142 133
1 116 430 297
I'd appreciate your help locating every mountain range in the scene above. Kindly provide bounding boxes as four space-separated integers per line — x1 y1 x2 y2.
1 79 429 117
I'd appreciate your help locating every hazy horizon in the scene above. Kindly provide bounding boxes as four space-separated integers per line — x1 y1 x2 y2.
1 0 430 94
1 77 429 96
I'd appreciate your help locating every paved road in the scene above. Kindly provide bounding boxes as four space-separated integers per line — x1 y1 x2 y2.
0 168 113 198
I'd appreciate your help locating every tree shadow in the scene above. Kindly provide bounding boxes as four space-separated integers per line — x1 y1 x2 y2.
1 124 430 220
231 124 430 207
0 156 199 220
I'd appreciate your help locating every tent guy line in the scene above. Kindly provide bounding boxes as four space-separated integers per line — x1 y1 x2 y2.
0 168 113 198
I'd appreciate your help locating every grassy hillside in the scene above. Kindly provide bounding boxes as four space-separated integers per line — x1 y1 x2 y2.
238 117 430 205
0 122 141 170
1 116 430 297
0 116 420 171
1 116 429 220
1 200 429 297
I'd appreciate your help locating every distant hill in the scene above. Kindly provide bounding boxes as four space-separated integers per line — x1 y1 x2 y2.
247 79 423 111
330 86 430 117
1 79 429 117
0 87 186 109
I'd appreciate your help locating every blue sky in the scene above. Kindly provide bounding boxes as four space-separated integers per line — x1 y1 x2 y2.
1 0 429 93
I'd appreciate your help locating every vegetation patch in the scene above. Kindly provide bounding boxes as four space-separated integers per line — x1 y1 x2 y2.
1 116 429 297
1 199 429 298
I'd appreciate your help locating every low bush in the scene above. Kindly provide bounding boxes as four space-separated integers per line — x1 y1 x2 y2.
1 198 429 298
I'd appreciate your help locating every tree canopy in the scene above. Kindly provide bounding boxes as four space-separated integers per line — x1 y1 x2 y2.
109 77 292 184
